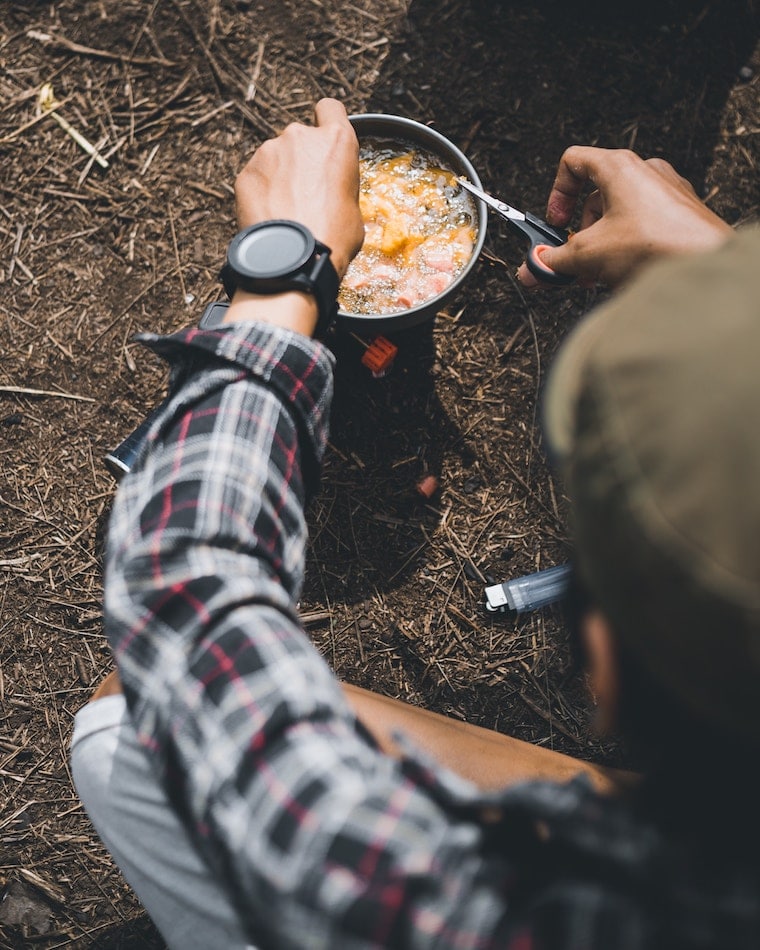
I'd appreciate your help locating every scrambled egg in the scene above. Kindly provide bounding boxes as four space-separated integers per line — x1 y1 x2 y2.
339 146 477 315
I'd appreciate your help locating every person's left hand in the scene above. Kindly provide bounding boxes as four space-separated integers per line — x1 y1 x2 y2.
515 146 732 290
234 98 364 281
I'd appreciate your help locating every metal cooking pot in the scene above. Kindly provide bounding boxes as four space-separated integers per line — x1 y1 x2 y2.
337 113 487 335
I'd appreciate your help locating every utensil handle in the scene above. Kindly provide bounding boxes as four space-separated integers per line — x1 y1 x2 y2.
527 243 575 286
524 210 569 247
520 211 573 286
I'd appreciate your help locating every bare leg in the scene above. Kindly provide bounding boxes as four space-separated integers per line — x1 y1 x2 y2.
343 684 633 795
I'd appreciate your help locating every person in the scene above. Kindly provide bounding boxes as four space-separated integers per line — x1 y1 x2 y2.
71 98 760 948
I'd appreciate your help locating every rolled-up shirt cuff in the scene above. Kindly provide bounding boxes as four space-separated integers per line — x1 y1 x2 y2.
133 321 335 492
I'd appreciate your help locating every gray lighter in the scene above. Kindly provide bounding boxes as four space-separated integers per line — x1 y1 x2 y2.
484 562 572 614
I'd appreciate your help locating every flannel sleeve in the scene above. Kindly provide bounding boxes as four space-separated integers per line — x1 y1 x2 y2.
104 320 517 949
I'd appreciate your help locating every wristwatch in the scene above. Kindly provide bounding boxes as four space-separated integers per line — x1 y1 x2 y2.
219 220 340 337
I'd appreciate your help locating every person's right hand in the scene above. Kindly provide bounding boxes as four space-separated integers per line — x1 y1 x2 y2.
516 146 733 289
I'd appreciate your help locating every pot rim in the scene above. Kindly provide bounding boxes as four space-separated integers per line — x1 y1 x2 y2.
337 112 487 335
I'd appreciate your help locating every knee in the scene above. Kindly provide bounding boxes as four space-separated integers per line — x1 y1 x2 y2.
70 695 127 823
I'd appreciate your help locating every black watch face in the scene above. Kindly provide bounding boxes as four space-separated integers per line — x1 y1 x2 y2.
234 223 313 279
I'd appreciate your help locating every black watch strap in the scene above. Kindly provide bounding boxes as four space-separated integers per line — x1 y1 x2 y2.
305 242 340 337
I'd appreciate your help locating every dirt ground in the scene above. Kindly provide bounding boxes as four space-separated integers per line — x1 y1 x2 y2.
1 0 758 945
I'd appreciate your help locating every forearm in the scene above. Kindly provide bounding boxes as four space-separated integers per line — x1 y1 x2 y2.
105 319 344 774
103 320 364 930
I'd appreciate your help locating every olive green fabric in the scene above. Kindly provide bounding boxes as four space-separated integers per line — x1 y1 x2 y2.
543 227 760 740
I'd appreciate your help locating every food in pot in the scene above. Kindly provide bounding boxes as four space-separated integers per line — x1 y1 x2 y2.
339 141 478 315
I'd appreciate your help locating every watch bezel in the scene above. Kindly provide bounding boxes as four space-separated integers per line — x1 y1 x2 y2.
220 219 340 338
227 220 317 282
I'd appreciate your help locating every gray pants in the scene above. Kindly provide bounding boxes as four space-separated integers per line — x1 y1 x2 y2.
71 696 258 950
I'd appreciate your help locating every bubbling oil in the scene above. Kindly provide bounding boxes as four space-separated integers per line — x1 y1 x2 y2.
338 140 477 316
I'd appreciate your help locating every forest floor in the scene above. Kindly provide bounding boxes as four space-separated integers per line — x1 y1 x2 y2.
1 0 758 945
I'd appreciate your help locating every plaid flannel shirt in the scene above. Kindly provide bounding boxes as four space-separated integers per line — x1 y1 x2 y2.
104 320 757 949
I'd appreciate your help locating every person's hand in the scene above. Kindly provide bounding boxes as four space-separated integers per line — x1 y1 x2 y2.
223 98 364 336
516 146 733 289
234 98 364 281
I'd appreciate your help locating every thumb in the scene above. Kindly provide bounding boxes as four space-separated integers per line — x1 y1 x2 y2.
517 239 581 290
532 242 574 280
